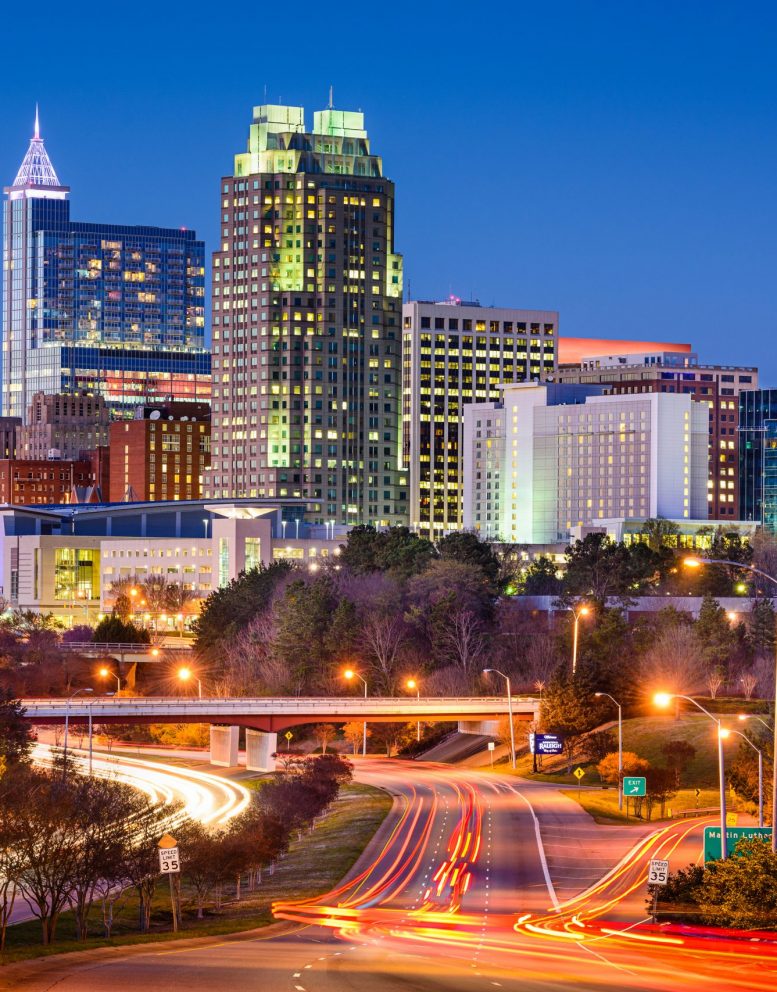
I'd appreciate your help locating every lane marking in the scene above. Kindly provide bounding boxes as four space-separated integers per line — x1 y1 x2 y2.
509 786 560 910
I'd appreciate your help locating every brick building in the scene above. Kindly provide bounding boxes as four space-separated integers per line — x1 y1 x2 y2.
0 458 98 505
109 402 210 502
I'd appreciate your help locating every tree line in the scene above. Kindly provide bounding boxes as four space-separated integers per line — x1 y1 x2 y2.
0 706 353 949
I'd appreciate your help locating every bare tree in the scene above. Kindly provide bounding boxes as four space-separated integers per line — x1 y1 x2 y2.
520 634 563 689
442 609 486 681
740 671 758 700
640 625 708 696
752 654 776 700
311 724 337 754
706 669 725 700
361 611 407 695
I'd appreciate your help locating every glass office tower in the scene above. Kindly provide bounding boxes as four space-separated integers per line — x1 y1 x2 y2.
206 104 407 526
740 388 777 532
3 114 209 419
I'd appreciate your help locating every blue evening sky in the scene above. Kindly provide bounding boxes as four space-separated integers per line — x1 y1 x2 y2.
2 1 776 382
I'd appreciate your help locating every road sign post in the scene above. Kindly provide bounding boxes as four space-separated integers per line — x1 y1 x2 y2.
487 741 495 768
158 833 180 932
703 826 772 861
648 859 669 921
285 730 293 751
573 766 585 799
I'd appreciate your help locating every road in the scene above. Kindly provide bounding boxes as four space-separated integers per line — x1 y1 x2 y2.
7 744 251 926
6 758 777 992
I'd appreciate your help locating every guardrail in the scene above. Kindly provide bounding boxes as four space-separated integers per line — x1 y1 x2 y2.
673 806 719 819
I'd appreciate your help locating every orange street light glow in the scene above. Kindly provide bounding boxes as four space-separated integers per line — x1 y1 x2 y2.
343 669 355 680
683 557 702 568
654 692 673 708
719 727 730 739
579 606 590 616
99 667 109 677
406 678 417 690
178 667 192 681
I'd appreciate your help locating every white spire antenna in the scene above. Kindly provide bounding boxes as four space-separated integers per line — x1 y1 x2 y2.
328 85 334 109
11 105 63 189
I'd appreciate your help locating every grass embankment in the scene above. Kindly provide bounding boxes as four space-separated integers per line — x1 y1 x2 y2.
562 786 724 824
499 714 753 824
1 782 391 965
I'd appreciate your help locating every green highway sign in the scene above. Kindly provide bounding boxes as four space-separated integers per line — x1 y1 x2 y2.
703 826 772 862
623 776 646 797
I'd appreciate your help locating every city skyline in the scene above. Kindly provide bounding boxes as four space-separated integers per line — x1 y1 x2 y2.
1 3 775 381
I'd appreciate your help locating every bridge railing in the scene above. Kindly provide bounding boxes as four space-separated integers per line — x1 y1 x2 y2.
58 642 187 653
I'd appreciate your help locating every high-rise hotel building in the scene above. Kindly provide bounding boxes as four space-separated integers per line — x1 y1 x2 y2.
206 104 406 526
2 114 210 420
402 299 557 535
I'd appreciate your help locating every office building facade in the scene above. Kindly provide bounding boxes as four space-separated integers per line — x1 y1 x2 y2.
558 351 757 519
3 115 210 420
109 401 211 502
16 391 109 460
402 299 557 535
206 104 407 526
739 389 777 532
462 384 708 544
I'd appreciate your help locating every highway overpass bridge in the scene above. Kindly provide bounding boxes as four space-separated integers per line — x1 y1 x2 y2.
21 695 538 773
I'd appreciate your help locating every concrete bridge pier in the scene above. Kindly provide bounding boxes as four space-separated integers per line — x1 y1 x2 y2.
210 725 239 767
246 729 277 773
458 719 501 736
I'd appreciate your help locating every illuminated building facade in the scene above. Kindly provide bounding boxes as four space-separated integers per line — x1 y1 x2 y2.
558 351 757 518
739 389 777 532
402 300 557 535
3 114 209 420
17 391 109 460
206 104 407 526
462 384 708 543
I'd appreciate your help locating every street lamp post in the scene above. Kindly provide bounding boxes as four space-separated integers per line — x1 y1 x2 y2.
568 605 590 676
655 692 728 858
178 667 202 698
684 556 777 852
726 727 764 828
595 692 623 810
344 669 368 756
63 688 93 779
483 668 516 769
406 678 421 742
99 666 121 693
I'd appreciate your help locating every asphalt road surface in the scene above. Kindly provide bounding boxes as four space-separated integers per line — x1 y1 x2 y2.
6 758 777 992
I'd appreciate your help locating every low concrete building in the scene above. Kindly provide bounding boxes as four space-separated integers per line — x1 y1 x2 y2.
0 498 341 626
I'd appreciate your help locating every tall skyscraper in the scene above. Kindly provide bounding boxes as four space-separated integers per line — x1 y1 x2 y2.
402 299 557 536
2 112 210 420
205 104 407 526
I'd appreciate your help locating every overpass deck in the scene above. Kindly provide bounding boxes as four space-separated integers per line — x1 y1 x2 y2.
20 695 539 732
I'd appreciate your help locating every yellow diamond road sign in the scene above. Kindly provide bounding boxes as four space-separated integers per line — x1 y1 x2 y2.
573 767 585 780
158 833 178 849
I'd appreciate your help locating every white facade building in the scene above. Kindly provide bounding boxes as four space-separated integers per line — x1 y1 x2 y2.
463 384 709 544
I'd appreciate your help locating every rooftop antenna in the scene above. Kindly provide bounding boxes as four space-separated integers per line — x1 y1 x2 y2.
34 103 40 140
328 85 334 109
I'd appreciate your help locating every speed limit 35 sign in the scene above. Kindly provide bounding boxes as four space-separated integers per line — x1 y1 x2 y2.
159 846 180 874
648 859 669 886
